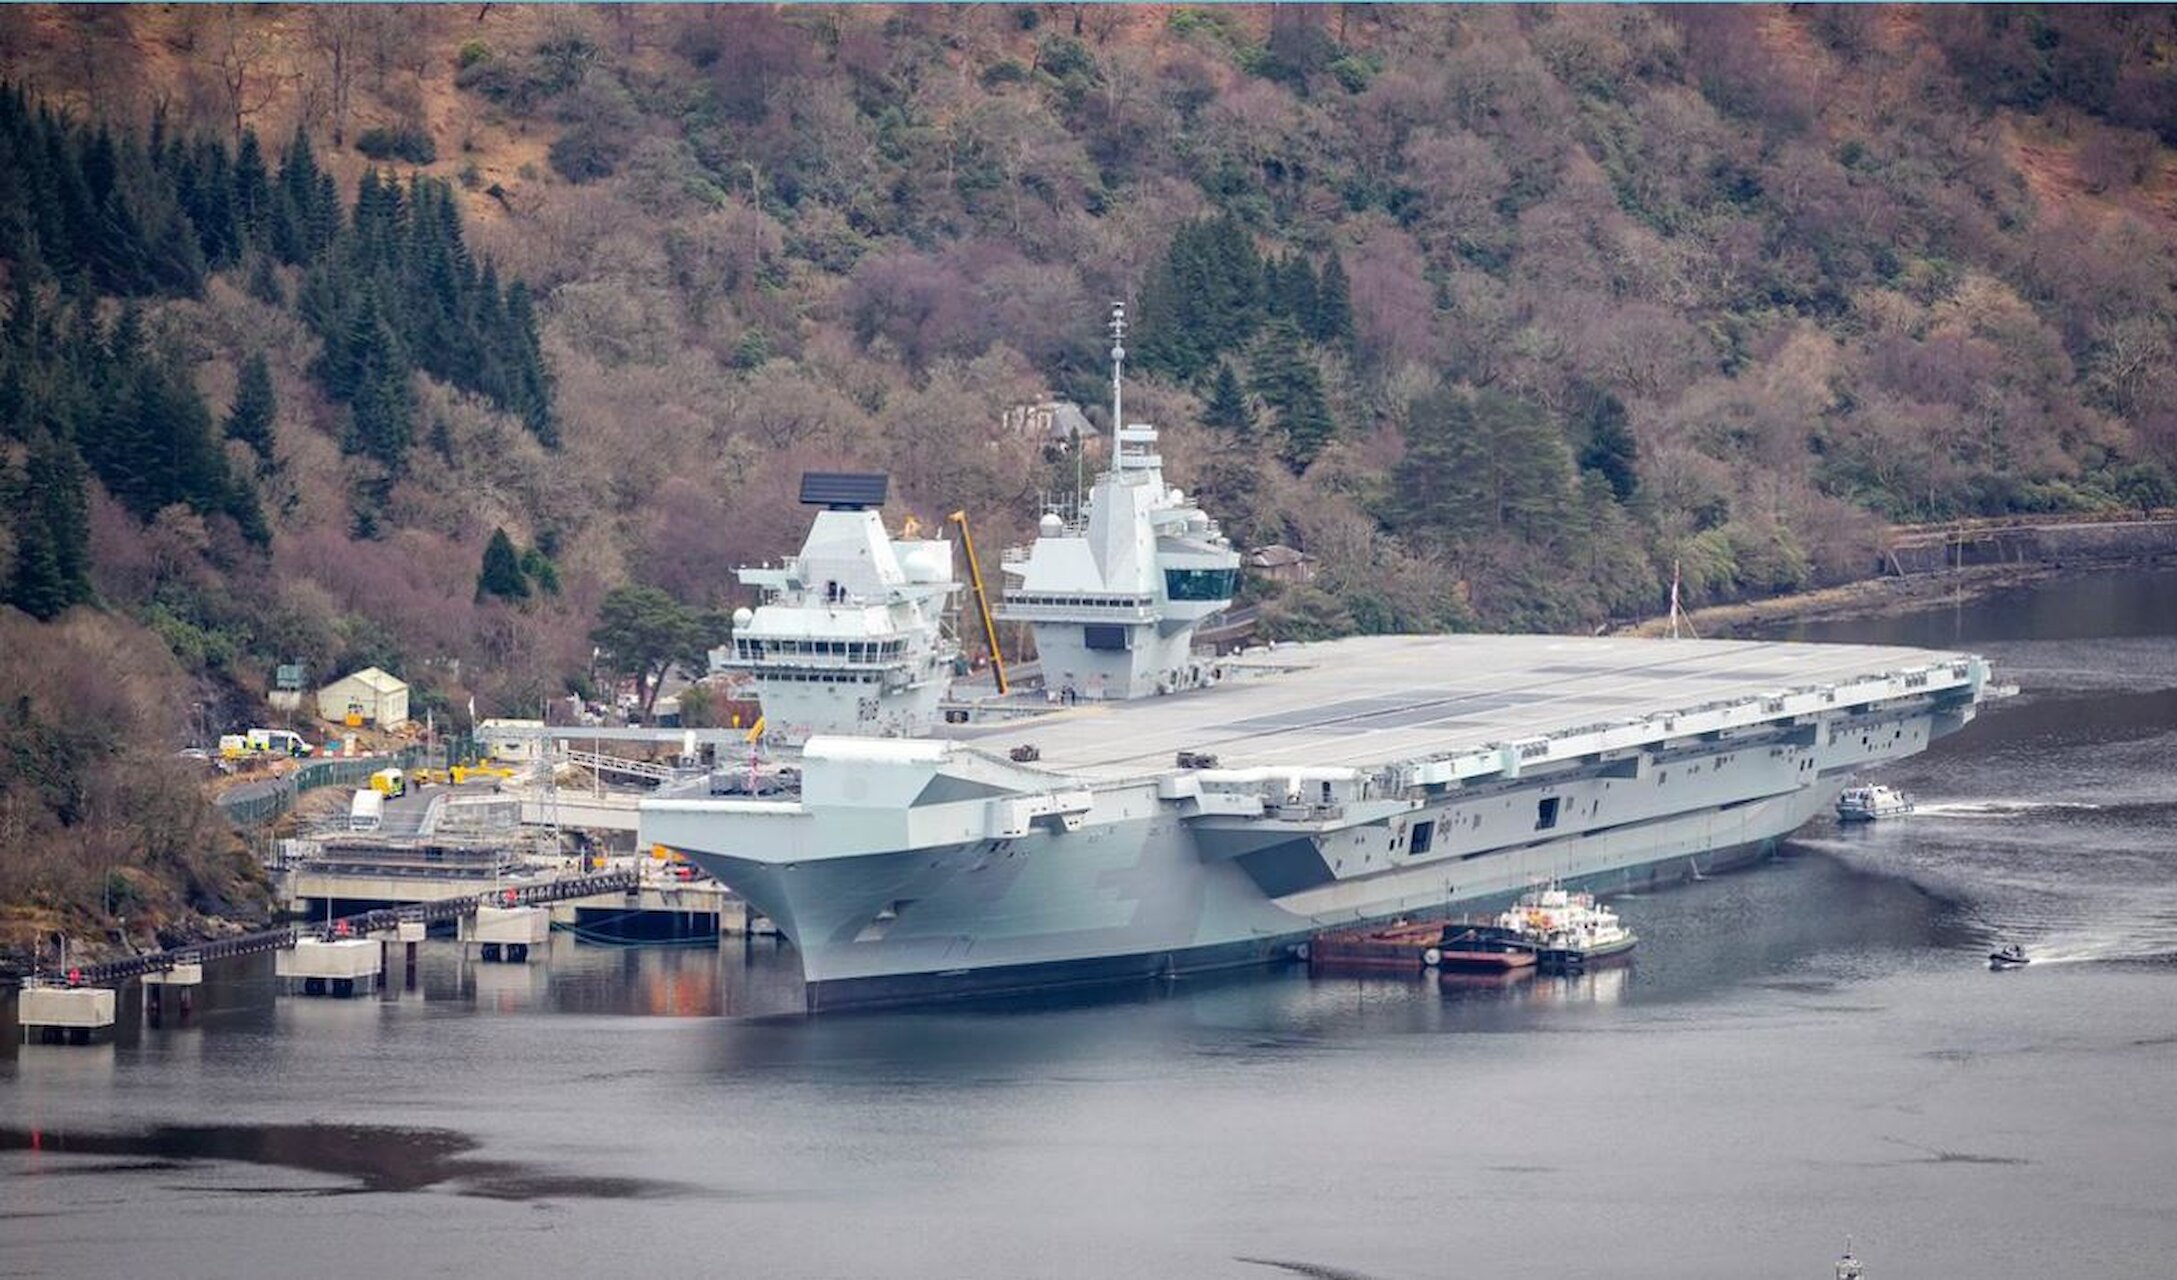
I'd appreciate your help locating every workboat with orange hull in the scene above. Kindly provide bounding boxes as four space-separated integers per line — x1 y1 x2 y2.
639 307 2000 1012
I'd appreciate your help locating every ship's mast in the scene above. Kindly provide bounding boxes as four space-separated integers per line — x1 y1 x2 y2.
1108 301 1126 479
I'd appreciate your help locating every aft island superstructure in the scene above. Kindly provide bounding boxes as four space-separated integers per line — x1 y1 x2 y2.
642 308 1996 1010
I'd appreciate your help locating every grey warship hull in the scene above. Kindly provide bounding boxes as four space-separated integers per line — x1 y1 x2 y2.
642 633 1991 1011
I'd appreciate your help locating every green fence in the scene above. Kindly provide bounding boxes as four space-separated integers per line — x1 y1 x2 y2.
216 746 428 829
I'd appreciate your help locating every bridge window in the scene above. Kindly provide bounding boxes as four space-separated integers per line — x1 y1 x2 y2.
1535 797 1561 831
1165 568 1237 601
1084 624 1129 651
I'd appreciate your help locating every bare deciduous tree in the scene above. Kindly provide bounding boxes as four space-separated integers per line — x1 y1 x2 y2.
305 7 366 147
208 4 281 141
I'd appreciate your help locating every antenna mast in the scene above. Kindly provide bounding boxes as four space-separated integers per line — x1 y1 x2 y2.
1109 301 1126 477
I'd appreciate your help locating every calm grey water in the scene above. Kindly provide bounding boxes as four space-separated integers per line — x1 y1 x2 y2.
5 569 2176 1280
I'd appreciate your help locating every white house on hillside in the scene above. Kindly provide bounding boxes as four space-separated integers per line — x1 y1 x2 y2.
317 667 410 728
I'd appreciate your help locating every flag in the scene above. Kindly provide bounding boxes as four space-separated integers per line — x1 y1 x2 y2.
468 694 477 723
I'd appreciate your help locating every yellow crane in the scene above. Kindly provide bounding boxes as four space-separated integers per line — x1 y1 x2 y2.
947 510 1009 696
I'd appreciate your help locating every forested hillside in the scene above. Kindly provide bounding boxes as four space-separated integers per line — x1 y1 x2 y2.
4 5 2177 954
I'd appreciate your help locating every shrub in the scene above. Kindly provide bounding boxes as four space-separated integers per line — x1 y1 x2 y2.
457 39 492 70
548 125 618 183
981 59 1030 90
355 125 437 165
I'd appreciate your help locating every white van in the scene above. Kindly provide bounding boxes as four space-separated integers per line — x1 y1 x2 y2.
348 788 384 832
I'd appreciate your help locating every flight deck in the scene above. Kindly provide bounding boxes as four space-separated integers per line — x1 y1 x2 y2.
946 634 1977 781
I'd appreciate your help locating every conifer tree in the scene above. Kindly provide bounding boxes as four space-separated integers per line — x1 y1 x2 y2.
225 474 271 547
1271 253 1319 334
1250 320 1335 473
347 357 413 472
1311 254 1352 346
6 430 92 619
519 545 562 595
476 526 531 602
233 128 271 250
1201 361 1255 443
1135 215 1264 381
225 351 277 461
1397 387 1483 542
1578 391 1639 502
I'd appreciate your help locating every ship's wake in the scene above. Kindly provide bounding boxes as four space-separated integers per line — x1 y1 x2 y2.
1911 799 2103 819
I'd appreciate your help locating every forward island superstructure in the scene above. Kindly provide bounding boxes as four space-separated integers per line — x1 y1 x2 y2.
642 310 1997 1011
715 472 959 745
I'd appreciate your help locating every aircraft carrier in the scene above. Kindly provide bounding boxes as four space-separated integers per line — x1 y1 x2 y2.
640 307 1995 1010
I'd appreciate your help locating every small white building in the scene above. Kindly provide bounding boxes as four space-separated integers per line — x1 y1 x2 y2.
317 667 410 728
476 717 547 765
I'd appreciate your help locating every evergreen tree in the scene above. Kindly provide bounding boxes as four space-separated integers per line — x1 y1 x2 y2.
1132 256 1191 377
1250 320 1336 473
233 128 272 251
225 351 277 461
185 138 240 266
1397 386 1488 543
1469 390 1575 540
476 526 531 602
347 357 414 472
246 251 285 306
519 545 562 595
1201 361 1255 442
1577 390 1640 502
5 430 93 619
592 584 702 716
1199 215 1265 354
502 280 556 447
271 127 312 263
225 473 271 547
1134 215 1265 381
1269 253 1319 334
1311 254 1353 346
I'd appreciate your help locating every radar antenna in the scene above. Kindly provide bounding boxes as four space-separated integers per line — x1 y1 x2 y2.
1109 301 1126 477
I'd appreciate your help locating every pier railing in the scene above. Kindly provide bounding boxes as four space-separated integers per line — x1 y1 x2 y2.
42 868 640 989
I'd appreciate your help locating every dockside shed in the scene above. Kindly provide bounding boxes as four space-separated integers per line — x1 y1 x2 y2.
477 717 547 764
318 667 410 728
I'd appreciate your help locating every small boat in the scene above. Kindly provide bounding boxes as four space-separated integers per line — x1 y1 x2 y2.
1834 1239 1864 1280
1497 883 1636 969
1836 784 1913 823
1988 943 2030 968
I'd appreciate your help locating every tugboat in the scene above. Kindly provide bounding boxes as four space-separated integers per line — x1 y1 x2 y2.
1836 784 1913 823
1988 943 2030 969
1497 884 1636 969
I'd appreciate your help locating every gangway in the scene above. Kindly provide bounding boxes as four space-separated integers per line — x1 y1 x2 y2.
560 748 679 784
41 868 641 989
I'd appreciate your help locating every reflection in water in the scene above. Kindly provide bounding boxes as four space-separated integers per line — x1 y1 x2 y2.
0 1123 693 1200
